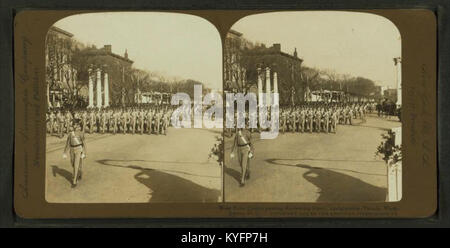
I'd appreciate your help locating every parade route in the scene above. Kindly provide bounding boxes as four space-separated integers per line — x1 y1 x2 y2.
224 115 401 202
46 128 222 203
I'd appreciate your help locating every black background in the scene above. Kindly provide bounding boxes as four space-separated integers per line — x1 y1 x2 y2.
0 0 448 229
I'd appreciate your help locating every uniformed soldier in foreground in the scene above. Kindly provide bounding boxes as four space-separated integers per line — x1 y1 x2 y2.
56 110 65 138
63 121 87 188
230 126 254 187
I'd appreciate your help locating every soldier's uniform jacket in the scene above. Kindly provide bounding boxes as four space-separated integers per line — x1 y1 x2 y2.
89 112 95 124
150 111 155 124
315 111 321 121
300 111 306 122
56 112 64 123
112 112 119 126
122 112 129 124
96 112 101 123
49 112 56 123
139 111 144 120
131 112 137 123
65 112 72 123
101 112 107 124
64 130 86 154
323 111 330 121
232 129 253 156
81 112 87 123
290 111 296 124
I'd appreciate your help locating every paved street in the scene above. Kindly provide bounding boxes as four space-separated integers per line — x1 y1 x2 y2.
46 128 222 203
224 115 401 202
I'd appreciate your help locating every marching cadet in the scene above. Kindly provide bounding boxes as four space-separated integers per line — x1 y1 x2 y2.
290 110 297 133
95 109 101 133
81 110 88 133
230 127 253 187
280 110 287 133
331 110 338 133
314 109 321 132
285 110 291 132
138 110 145 135
359 105 366 122
159 110 166 135
89 110 95 134
130 110 137 134
146 109 153 134
109 110 114 134
299 109 305 133
344 107 353 125
73 110 80 121
116 110 122 133
160 112 166 135
106 110 112 133
122 110 128 134
64 110 73 135
162 111 170 135
117 110 123 133
154 110 161 135
63 121 87 188
307 109 314 133
111 110 119 134
100 110 107 134
338 108 345 124
322 109 330 133
56 110 65 138
249 110 258 133
49 111 56 135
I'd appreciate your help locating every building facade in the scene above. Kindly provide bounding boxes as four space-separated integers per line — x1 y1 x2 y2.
80 45 134 107
45 26 79 108
243 43 304 105
224 29 305 106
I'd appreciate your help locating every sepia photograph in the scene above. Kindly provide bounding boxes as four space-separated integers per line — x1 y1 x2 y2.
223 11 402 202
44 12 223 203
11 7 438 220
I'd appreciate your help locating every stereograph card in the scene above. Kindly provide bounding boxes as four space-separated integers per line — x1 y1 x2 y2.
13 9 437 218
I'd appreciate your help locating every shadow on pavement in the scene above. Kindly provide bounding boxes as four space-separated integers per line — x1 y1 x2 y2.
134 169 220 202
299 164 387 202
266 160 387 202
97 159 220 202
51 165 72 185
224 166 241 184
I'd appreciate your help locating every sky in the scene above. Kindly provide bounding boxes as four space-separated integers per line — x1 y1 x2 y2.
54 12 222 90
231 11 401 89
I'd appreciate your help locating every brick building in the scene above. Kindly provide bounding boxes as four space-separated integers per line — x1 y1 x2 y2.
45 26 80 108
80 44 134 107
224 29 305 105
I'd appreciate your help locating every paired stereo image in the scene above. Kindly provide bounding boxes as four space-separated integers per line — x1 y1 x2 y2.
44 11 402 203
